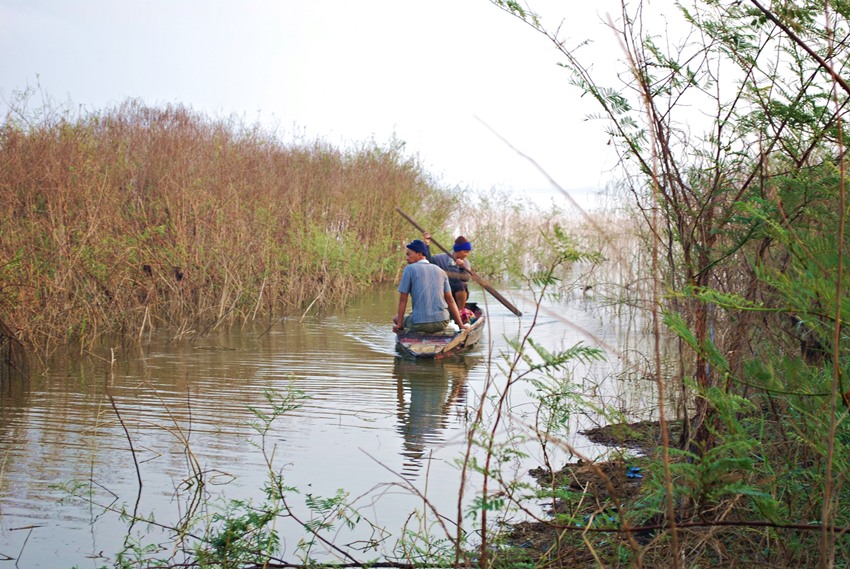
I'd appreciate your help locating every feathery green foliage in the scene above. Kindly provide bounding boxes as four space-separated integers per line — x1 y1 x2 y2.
487 0 850 565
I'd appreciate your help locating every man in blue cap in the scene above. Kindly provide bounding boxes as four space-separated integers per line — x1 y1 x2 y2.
423 234 472 313
393 239 466 334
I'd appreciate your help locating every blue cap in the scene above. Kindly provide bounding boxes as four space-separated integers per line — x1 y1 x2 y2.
406 239 428 255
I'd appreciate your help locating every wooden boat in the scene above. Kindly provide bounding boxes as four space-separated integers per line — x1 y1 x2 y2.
395 303 486 359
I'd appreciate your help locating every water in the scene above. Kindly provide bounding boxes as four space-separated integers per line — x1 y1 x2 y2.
0 285 654 568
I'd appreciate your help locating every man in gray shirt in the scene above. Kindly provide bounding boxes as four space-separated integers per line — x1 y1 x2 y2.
393 239 466 334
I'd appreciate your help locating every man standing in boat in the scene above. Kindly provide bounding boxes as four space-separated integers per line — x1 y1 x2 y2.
393 239 467 334
422 234 472 315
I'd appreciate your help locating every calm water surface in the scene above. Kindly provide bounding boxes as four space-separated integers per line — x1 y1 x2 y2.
0 285 654 568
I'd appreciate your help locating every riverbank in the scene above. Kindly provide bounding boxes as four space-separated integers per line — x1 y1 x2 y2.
505 420 661 566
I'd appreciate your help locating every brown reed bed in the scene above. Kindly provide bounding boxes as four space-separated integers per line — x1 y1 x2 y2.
0 99 460 357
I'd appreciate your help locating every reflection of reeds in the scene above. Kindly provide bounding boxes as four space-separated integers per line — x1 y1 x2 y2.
0 99 456 355
0 315 28 379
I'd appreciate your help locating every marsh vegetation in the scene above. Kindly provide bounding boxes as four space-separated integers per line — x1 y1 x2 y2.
2 0 850 567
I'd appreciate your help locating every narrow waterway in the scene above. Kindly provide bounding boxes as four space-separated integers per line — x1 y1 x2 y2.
0 284 656 568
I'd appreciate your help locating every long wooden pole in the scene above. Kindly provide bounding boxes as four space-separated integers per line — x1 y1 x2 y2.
396 208 523 317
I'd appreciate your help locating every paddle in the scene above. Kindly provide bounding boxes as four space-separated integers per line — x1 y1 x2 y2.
396 208 523 317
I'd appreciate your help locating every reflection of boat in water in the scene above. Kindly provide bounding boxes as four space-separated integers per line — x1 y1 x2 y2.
395 303 485 359
393 356 476 478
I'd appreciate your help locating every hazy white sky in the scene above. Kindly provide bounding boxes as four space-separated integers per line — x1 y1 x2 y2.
1 0 634 209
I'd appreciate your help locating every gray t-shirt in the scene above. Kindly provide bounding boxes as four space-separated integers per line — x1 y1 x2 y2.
398 259 450 324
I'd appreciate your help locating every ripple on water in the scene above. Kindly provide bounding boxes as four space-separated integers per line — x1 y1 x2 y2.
0 286 644 569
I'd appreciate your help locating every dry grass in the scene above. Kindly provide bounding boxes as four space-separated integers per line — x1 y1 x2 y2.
0 99 458 356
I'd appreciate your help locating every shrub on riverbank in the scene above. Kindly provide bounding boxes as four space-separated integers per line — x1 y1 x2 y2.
0 98 459 356
486 0 850 565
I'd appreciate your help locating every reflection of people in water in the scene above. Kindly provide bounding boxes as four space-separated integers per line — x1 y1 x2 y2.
393 357 473 478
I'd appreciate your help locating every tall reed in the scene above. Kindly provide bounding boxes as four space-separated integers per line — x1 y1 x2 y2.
0 98 457 357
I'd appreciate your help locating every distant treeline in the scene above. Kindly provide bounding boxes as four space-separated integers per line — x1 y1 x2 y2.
0 99 463 356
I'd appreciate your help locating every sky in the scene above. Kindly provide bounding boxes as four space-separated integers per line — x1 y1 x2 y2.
0 0 635 211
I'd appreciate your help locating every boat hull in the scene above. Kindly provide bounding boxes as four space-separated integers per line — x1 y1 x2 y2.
395 312 485 359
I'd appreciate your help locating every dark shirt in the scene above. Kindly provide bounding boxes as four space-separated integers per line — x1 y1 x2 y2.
425 246 470 292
